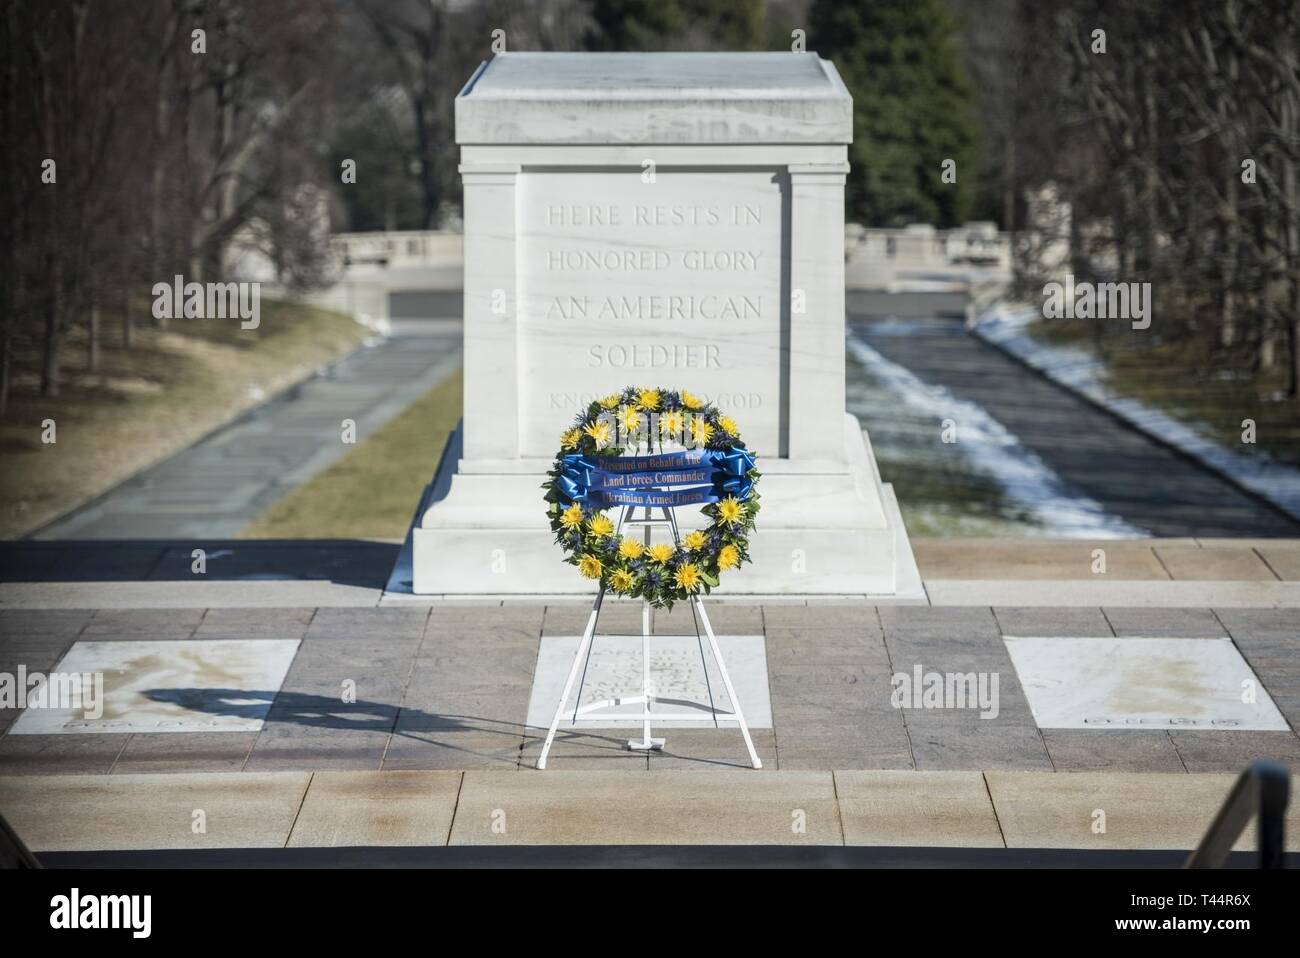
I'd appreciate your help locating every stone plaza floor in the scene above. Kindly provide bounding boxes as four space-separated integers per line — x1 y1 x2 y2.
1 537 1298 852
4 602 1298 775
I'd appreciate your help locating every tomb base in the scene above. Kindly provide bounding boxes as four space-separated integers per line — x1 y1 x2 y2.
410 414 922 599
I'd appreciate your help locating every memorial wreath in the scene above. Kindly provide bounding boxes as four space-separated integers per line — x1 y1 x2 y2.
543 386 761 608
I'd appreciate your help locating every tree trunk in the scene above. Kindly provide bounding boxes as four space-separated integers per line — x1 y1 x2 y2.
1002 133 1016 232
122 282 134 349
88 291 100 372
41 258 63 398
1 1 16 417
0 316 10 417
1002 132 1017 277
1220 44 1240 347
214 55 238 276
1140 42 1159 282
1285 89 1300 398
150 0 177 329
1290 302 1299 399
0 228 13 418
413 98 439 229
1114 190 1132 280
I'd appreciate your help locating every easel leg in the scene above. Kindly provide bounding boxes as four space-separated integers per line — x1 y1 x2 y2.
643 596 650 745
537 588 604 769
694 597 763 769
628 507 664 751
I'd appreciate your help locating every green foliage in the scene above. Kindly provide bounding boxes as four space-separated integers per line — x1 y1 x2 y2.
585 0 765 51
810 0 978 227
331 106 426 232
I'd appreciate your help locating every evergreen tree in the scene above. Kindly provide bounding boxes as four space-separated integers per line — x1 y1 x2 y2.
811 0 978 227
585 0 765 51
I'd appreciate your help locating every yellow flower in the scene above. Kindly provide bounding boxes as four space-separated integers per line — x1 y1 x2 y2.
647 543 675 564
718 544 740 570
636 388 661 411
717 496 744 526
659 409 684 436
610 568 636 594
560 503 584 530
588 513 614 537
583 419 612 447
718 416 739 437
617 537 644 560
684 530 706 551
599 394 621 409
618 405 642 434
681 389 704 410
578 554 603 579
690 416 713 446
560 427 582 449
674 562 703 593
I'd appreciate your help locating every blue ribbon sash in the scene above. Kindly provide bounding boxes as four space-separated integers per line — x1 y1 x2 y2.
590 466 714 489
591 450 710 473
585 486 721 508
556 448 755 507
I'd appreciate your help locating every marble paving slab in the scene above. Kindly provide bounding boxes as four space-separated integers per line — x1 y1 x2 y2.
1003 635 1288 731
527 634 771 729
9 639 300 734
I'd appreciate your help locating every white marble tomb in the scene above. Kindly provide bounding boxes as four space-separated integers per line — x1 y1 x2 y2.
412 52 921 597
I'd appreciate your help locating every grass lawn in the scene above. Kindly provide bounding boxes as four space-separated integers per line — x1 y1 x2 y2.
240 367 463 540
1030 318 1300 469
1 300 370 538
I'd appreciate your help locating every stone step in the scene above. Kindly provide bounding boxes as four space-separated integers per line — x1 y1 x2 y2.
4 768 1298 853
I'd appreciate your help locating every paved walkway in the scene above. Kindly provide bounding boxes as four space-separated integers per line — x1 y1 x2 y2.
35 330 462 540
851 315 1300 537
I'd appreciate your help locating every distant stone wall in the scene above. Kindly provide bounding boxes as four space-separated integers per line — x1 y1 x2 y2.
331 224 1013 282
848 223 1010 271
330 231 464 270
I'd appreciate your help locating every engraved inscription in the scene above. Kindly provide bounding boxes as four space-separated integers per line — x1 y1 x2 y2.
520 171 784 457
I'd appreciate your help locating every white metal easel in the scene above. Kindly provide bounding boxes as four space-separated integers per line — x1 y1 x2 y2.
536 501 762 769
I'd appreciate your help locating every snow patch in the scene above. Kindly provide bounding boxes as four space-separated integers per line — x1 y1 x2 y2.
847 332 1145 538
973 304 1300 523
